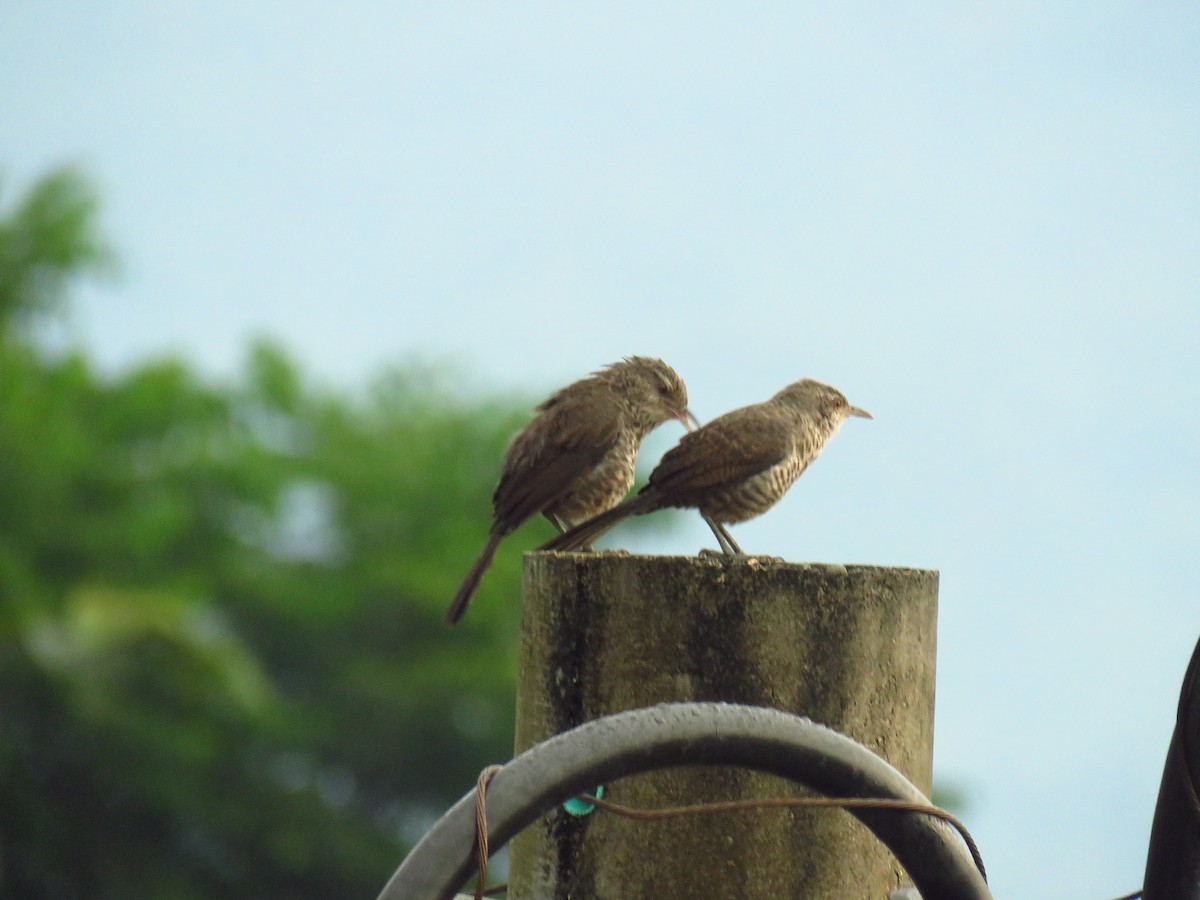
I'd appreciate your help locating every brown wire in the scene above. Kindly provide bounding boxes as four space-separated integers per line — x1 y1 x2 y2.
471 766 1159 898
473 764 503 900
579 791 988 883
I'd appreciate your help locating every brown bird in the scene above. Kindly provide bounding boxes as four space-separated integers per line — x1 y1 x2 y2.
538 379 871 556
445 357 696 624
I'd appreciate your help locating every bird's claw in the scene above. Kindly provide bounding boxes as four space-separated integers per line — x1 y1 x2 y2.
698 547 745 559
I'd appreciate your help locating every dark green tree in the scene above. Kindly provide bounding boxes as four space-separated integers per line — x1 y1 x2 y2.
0 166 111 336
0 168 537 897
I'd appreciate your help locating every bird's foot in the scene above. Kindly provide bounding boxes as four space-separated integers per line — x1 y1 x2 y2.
698 547 744 559
697 549 787 566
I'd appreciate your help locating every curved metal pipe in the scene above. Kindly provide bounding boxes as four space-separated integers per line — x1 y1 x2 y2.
377 702 991 900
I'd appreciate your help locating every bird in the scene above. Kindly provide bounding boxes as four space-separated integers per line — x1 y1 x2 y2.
444 357 697 624
537 378 870 556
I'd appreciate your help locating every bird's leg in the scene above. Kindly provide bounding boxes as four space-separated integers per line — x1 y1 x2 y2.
703 516 743 556
715 522 743 555
545 512 596 551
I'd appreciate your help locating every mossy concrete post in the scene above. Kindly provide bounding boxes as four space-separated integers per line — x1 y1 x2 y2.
507 552 938 899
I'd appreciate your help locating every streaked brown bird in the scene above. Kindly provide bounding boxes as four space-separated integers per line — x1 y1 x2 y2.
538 378 870 556
445 357 696 624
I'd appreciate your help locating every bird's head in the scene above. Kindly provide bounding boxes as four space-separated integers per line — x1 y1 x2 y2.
602 356 698 434
774 379 872 424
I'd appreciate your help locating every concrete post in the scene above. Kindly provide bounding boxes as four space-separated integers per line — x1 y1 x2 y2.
508 552 938 899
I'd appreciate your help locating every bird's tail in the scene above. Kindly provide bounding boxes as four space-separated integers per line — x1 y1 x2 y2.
537 494 658 553
444 531 503 625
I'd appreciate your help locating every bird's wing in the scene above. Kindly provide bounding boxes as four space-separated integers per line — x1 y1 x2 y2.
645 405 790 503
491 390 622 528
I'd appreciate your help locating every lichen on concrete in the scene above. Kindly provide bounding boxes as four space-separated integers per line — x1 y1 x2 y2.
510 551 938 899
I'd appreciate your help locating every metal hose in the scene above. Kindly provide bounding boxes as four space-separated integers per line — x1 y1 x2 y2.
377 702 991 900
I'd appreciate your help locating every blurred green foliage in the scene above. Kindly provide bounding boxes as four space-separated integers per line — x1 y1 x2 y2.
0 168 543 897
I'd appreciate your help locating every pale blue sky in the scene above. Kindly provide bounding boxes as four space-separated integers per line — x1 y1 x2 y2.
3 4 1198 896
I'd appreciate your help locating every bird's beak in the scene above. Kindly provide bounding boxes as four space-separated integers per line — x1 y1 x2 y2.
677 409 701 431
848 406 872 419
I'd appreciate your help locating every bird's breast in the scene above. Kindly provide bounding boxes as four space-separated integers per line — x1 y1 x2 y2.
550 434 639 525
698 453 807 524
